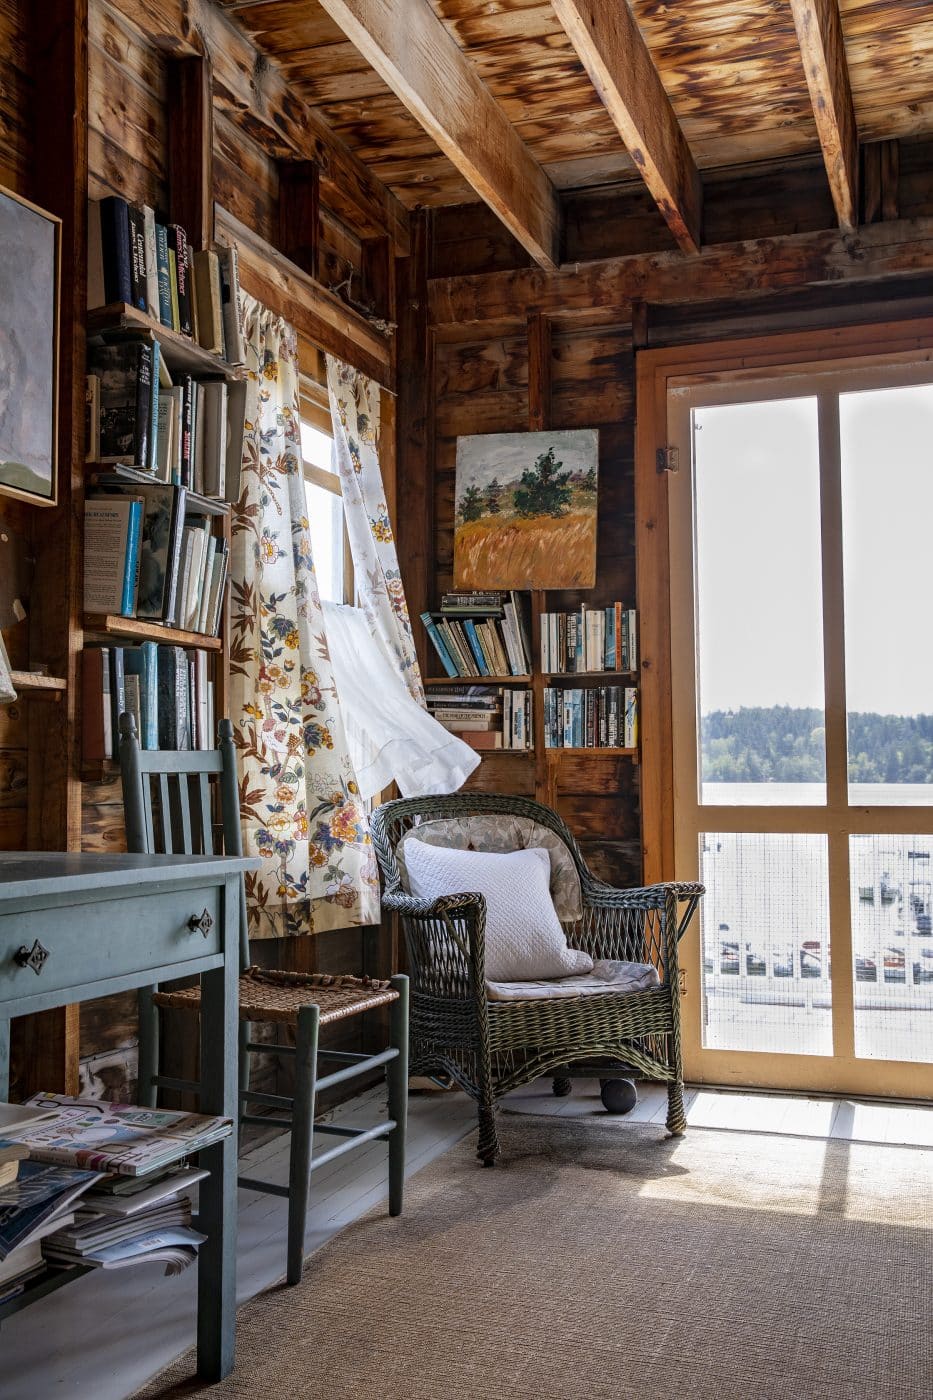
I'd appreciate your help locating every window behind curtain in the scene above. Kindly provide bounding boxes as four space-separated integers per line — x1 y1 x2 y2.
300 394 352 605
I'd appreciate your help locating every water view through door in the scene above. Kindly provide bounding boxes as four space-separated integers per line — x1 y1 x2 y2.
668 362 933 1095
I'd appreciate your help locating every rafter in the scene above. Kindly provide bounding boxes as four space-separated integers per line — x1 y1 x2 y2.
315 0 560 271
789 0 859 231
551 0 701 255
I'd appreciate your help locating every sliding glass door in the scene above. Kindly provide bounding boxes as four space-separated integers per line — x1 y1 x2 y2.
668 359 933 1095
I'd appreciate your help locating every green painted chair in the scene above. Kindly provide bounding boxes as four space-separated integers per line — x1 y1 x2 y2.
371 792 702 1164
119 714 409 1283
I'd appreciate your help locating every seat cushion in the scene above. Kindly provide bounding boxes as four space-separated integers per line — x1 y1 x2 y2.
485 959 661 1002
403 841 593 983
396 814 583 921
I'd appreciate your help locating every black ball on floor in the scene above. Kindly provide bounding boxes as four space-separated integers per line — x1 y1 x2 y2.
600 1078 638 1115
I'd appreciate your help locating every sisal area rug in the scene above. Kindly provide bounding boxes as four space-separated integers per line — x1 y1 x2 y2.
136 1117 932 1400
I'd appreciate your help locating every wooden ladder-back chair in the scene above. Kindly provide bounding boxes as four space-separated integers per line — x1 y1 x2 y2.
371 792 702 1164
119 714 409 1283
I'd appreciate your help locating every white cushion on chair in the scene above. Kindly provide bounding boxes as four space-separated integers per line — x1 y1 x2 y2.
403 842 593 983
396 814 583 921
486 959 660 1001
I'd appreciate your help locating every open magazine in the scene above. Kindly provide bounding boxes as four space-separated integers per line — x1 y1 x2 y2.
5 1095 232 1177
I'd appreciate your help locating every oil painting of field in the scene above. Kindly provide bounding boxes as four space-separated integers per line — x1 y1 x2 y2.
454 429 599 589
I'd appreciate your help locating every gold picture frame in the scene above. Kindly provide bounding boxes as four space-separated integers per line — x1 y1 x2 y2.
0 183 61 507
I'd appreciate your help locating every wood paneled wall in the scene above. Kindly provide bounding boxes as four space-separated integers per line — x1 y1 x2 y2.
429 319 642 888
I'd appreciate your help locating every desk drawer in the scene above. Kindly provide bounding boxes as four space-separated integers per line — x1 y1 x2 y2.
0 883 222 1004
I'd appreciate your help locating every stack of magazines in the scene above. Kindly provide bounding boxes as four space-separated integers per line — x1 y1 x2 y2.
7 1094 232 1176
0 1145 104 1302
41 1166 209 1276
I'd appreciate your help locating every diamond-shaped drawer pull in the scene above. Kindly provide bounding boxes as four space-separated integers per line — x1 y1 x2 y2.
187 908 214 938
14 939 51 975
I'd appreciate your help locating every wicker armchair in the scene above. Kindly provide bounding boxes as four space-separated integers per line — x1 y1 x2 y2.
371 792 703 1164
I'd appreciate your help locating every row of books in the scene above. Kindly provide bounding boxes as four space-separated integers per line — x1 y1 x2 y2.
426 684 532 751
540 604 637 674
421 598 532 678
84 483 227 635
543 686 638 749
87 334 244 497
88 196 244 363
82 644 217 760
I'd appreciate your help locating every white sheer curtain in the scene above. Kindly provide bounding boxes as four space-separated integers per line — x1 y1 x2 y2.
323 602 479 798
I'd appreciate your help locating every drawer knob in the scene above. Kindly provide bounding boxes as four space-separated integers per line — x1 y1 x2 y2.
187 908 214 938
15 939 51 976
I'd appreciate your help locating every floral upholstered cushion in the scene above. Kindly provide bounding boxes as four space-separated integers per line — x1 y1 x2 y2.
402 842 593 983
396 814 583 921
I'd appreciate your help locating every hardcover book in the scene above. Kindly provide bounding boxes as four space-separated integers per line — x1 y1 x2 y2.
88 340 153 467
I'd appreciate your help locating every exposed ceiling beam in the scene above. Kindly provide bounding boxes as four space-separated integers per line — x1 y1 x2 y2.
789 0 859 231
428 217 933 327
314 0 560 271
551 0 702 256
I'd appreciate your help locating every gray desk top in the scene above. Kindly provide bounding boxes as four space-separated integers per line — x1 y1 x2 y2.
0 852 259 903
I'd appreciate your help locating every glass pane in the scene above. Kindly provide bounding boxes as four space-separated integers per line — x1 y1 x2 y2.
841 383 933 804
693 397 826 804
305 480 345 604
700 833 832 1055
301 420 335 473
850 835 933 1063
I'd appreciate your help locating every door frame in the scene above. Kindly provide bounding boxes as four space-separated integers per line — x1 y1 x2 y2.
635 318 933 1098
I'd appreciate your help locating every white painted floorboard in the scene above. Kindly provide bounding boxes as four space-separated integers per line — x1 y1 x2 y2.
2 1081 930 1399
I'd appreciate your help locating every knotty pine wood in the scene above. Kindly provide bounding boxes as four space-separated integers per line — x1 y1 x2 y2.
789 0 859 230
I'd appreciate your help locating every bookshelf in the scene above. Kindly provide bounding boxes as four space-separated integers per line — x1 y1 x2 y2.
86 303 242 382
8 672 68 695
424 592 639 763
83 615 224 651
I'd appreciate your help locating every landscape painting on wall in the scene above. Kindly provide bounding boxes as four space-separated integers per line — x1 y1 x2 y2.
454 429 599 589
0 185 60 506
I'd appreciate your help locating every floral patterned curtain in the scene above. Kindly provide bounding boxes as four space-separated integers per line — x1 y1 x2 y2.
229 298 380 938
326 357 425 703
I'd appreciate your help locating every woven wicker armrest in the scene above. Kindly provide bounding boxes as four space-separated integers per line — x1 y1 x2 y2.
381 889 485 920
585 880 704 909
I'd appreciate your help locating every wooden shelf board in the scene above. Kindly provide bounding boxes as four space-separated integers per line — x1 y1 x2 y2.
87 303 243 381
545 747 638 757
9 671 67 694
425 675 532 685
86 465 230 516
544 672 636 681
83 615 222 651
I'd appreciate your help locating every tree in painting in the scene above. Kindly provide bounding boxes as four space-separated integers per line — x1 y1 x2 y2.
484 477 503 514
459 483 485 522
514 447 572 518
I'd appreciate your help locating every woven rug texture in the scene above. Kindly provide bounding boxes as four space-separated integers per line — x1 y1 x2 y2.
135 1116 932 1400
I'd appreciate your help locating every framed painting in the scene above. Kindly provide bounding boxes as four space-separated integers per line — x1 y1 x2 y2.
454 428 599 589
0 184 61 507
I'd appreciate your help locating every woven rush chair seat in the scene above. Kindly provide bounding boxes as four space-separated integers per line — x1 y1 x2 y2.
153 971 399 1026
371 792 703 1165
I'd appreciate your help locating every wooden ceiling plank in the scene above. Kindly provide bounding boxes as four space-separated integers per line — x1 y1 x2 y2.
789 0 859 230
314 0 560 271
108 0 410 253
551 0 702 254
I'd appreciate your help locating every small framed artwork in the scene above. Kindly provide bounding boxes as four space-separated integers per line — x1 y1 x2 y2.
454 428 599 589
0 184 61 507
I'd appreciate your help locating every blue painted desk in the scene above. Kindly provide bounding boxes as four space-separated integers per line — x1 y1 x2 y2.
0 851 257 1382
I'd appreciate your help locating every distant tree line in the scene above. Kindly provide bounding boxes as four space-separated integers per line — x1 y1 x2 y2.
702 706 933 783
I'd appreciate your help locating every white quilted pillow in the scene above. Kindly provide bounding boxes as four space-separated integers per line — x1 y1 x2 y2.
403 843 594 983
